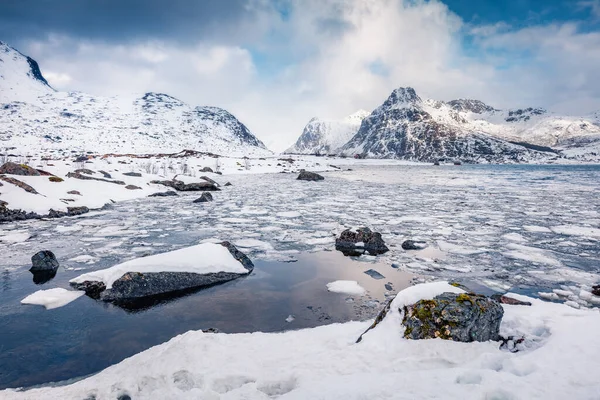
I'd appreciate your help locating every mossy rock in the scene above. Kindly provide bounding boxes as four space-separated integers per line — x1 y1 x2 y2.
49 176 64 183
402 292 504 342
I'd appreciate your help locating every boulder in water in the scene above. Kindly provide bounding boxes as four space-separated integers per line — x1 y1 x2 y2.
401 240 427 250
148 191 179 197
193 192 213 203
31 250 59 272
335 227 389 256
297 170 324 181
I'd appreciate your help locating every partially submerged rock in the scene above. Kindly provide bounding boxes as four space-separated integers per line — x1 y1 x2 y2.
224 182 232 187
200 176 219 187
71 242 254 303
335 227 389 256
193 192 213 203
31 250 59 272
125 184 142 190
148 191 179 197
592 285 600 297
0 162 40 176
402 292 504 342
401 240 427 250
150 179 220 192
297 170 324 181
200 167 214 173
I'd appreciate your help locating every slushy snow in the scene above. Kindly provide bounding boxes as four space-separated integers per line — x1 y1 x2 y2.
326 280 366 295
20 288 84 310
5 282 600 399
69 243 249 289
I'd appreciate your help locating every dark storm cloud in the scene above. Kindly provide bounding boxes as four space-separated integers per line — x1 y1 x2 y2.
0 0 259 46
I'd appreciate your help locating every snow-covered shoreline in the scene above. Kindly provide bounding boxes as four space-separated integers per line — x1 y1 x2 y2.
4 282 600 399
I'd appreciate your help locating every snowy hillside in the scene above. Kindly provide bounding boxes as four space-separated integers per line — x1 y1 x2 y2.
286 110 369 155
339 88 600 162
0 41 271 157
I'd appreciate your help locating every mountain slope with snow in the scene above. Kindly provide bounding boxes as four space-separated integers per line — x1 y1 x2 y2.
338 88 600 162
285 110 368 155
0 41 271 157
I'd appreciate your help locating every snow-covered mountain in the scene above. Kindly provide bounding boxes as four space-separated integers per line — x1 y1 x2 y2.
0 41 271 157
337 87 600 162
285 110 369 155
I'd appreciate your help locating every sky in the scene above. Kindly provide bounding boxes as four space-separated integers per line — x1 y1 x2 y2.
1 0 599 151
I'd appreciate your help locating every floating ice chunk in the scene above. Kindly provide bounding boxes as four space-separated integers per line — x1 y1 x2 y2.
21 288 84 310
276 211 302 218
502 233 527 242
234 239 274 251
523 226 552 233
437 241 486 255
0 231 30 243
68 255 97 264
539 292 560 301
553 289 574 297
70 243 249 289
551 225 600 238
564 300 581 309
55 225 83 233
503 244 562 267
326 280 366 295
285 315 295 323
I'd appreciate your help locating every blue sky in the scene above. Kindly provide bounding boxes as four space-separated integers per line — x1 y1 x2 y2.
1 0 599 150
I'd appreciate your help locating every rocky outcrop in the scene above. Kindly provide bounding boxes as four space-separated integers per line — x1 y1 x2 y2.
48 176 63 182
193 192 213 203
125 185 142 190
297 170 324 181
99 170 112 178
67 190 82 196
148 191 179 197
402 292 504 342
200 167 214 173
66 172 125 185
401 240 427 250
200 176 219 187
0 175 38 194
31 250 59 271
150 179 220 191
72 242 254 303
0 162 40 176
490 294 532 306
335 227 389 256
123 172 142 177
224 182 232 187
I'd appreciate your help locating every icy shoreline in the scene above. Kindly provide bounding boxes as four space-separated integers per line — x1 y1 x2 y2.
4 282 600 399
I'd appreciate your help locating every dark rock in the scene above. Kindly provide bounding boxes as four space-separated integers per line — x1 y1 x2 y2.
200 176 219 186
491 294 532 306
202 327 221 333
364 269 386 280
31 269 57 284
67 190 82 196
31 250 59 272
0 203 41 222
125 184 142 190
385 283 393 291
74 155 89 162
123 172 142 177
193 192 213 203
67 206 89 216
72 242 254 302
66 172 125 185
402 292 504 342
297 170 324 181
224 182 232 186
98 170 112 178
48 176 64 182
35 169 54 176
148 191 179 197
74 168 95 175
117 394 131 400
200 167 214 173
401 240 427 250
335 227 389 256
48 209 67 218
0 162 40 176
0 175 39 194
591 285 599 296
150 179 220 192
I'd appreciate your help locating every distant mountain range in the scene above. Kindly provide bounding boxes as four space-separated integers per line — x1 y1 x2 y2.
287 87 600 163
0 41 271 157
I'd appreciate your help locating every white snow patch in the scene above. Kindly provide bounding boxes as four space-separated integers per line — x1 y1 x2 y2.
21 288 84 310
551 225 600 238
326 280 366 296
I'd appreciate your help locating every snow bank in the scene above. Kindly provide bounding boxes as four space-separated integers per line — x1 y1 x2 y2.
20 288 84 310
69 243 249 289
5 281 600 399
326 280 366 295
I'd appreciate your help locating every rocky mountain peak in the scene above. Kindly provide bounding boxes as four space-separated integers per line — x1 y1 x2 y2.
447 99 495 114
382 87 422 109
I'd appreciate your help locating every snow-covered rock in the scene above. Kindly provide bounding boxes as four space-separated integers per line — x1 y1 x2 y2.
0 41 271 157
286 110 369 155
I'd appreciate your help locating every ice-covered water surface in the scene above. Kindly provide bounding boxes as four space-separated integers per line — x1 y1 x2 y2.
1 164 598 304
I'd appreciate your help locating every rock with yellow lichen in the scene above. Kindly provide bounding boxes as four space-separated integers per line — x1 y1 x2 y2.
401 292 504 342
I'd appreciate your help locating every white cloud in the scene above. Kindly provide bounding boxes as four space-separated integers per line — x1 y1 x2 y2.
18 0 600 152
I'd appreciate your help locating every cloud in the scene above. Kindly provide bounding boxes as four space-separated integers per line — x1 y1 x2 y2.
7 0 600 152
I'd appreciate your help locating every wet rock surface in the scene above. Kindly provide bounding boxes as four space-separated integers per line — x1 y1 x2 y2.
193 192 213 203
297 170 325 181
31 250 59 272
148 191 179 197
401 240 427 250
0 162 40 176
151 179 220 192
335 227 389 256
402 292 504 342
